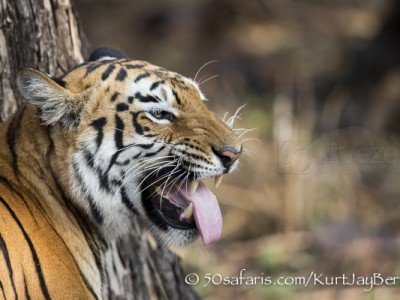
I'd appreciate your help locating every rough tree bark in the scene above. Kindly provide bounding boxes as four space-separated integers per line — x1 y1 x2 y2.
0 1 198 299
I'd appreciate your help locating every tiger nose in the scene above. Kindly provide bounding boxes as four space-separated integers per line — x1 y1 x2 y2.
213 146 242 168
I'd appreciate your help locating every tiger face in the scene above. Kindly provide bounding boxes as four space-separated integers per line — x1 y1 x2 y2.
17 48 242 246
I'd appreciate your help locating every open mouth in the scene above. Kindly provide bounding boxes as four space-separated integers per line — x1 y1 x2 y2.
142 170 224 246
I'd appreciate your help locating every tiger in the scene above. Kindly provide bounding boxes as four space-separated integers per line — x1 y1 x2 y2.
0 47 242 299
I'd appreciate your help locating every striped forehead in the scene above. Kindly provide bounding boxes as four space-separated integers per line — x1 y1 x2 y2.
62 60 206 105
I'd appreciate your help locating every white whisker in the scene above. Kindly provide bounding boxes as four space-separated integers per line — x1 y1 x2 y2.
194 60 218 82
240 137 261 143
237 128 256 138
199 74 219 86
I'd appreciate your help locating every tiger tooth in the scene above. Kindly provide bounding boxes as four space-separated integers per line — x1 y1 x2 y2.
214 175 223 188
183 203 194 220
190 180 199 194
155 186 163 196
155 186 169 199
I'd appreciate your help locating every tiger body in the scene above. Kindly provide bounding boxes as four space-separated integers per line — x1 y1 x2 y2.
0 48 242 299
0 105 102 299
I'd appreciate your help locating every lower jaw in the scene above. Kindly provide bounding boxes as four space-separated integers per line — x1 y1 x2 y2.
141 185 197 232
141 197 199 246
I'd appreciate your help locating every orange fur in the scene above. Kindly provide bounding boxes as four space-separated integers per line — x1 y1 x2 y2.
0 53 241 298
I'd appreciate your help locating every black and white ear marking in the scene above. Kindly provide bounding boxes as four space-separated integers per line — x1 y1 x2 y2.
89 47 127 62
17 67 84 130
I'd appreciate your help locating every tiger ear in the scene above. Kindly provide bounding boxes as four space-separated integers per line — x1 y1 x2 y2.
89 47 127 62
17 67 83 130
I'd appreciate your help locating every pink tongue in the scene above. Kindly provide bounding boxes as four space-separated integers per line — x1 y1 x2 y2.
168 182 222 246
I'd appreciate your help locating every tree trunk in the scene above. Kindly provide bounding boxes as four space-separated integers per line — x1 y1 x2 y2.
0 1 198 299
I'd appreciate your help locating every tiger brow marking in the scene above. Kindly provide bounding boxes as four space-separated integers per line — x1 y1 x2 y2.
134 73 150 83
134 92 159 103
150 80 164 91
116 68 127 81
85 62 104 77
125 64 145 69
101 64 116 80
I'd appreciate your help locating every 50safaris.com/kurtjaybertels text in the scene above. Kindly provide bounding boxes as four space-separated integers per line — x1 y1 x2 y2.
185 269 400 292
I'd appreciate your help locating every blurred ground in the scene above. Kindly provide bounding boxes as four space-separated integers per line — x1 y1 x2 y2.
75 0 400 299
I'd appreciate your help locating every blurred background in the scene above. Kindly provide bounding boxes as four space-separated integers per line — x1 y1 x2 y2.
74 0 400 299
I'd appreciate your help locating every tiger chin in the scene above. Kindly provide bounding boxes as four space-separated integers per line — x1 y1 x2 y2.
0 47 242 298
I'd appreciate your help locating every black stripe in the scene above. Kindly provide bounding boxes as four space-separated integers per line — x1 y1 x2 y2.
105 269 112 299
0 234 17 299
91 117 107 148
110 179 123 188
125 64 144 69
114 115 124 149
101 64 116 80
49 169 105 288
98 171 111 193
136 143 153 149
0 176 19 195
41 215 99 300
24 275 31 300
83 150 95 169
134 92 158 103
134 73 150 83
172 90 182 105
0 281 5 300
150 80 164 91
116 103 129 112
88 194 103 224
111 92 120 102
73 162 104 224
53 77 66 88
144 145 165 157
115 159 130 166
131 112 143 135
115 68 127 81
120 187 139 215
0 176 39 226
115 241 127 268
0 197 51 300
7 106 26 177
85 62 105 77
104 152 121 179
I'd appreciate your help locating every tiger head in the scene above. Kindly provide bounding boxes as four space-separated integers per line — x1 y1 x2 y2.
17 48 242 246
